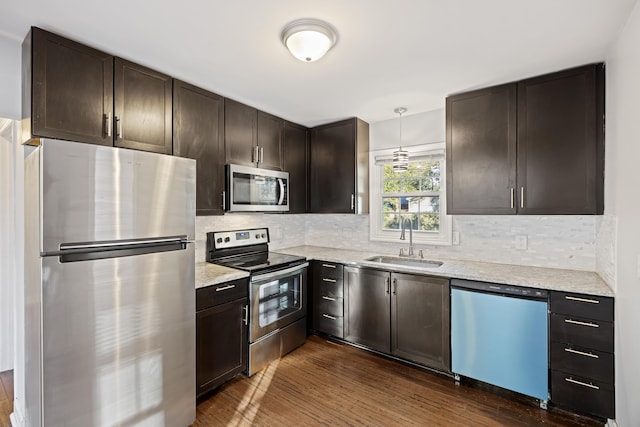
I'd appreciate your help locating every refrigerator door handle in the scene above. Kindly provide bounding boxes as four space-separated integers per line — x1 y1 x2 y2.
59 236 189 252
54 236 192 263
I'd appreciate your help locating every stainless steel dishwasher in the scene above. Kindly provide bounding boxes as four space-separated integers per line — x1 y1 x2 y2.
450 279 549 405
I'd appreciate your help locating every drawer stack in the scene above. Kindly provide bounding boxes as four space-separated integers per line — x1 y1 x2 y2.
549 291 614 419
312 261 345 338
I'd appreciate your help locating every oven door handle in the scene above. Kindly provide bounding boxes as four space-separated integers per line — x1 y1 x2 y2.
251 262 309 283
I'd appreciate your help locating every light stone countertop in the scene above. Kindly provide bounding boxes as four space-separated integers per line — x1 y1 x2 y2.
195 262 249 289
275 245 614 297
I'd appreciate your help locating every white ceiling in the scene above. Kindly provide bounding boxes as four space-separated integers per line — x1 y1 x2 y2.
0 0 636 127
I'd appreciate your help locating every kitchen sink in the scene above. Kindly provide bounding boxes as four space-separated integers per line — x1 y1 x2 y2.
364 256 443 269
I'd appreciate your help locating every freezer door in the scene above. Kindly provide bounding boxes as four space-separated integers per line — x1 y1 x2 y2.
38 139 195 253
40 245 195 427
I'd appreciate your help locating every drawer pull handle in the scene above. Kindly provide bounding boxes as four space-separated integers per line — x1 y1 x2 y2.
215 284 236 292
565 318 599 328
322 263 337 269
565 348 599 359
322 278 337 283
565 295 600 304
322 314 337 320
565 377 600 390
322 296 336 301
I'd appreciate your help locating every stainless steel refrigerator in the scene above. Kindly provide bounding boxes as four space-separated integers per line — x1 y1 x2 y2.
23 139 196 427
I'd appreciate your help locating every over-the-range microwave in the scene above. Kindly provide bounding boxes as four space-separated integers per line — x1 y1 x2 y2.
225 164 289 212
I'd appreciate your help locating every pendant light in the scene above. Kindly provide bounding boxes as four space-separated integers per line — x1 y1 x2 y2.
393 107 409 172
281 19 338 62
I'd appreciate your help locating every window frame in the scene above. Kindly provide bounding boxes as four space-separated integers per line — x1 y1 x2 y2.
369 143 452 245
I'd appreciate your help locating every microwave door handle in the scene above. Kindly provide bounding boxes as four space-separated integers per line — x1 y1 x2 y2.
277 178 285 205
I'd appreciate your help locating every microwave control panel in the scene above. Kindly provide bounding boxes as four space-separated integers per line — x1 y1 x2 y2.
210 228 270 250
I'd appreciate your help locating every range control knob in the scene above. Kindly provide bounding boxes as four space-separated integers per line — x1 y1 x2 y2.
224 237 230 243
255 234 260 239
261 233 266 238
216 238 222 244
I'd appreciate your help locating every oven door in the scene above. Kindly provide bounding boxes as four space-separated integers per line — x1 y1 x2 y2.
250 262 308 342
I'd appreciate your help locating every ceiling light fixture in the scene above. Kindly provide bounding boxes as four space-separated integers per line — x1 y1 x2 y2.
393 107 409 173
281 18 338 62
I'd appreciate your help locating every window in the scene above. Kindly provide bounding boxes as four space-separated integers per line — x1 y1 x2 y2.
370 144 451 245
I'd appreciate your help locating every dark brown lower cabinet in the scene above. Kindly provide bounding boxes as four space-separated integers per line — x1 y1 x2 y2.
344 267 390 353
196 278 248 397
549 291 615 419
311 261 345 338
344 266 450 371
391 273 450 371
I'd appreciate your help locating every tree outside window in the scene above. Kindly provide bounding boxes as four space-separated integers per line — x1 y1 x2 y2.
381 160 441 232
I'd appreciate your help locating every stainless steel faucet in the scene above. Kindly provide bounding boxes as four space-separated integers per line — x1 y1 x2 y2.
399 217 414 256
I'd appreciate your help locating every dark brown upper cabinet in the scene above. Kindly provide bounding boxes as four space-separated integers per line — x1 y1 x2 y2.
446 63 604 215
224 99 284 170
114 58 173 154
224 98 257 167
517 64 604 214
309 118 369 214
283 121 309 213
257 111 284 170
23 27 114 146
173 80 225 215
446 84 517 214
23 27 172 154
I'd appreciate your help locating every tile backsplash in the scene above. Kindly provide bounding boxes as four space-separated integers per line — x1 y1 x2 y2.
196 213 599 272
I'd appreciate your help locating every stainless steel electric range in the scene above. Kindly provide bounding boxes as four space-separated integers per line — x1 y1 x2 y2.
206 228 308 375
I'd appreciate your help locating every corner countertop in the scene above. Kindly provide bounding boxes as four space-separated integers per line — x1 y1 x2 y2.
274 245 614 297
195 262 249 290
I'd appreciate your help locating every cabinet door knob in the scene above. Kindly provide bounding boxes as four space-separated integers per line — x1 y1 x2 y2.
243 305 249 325
351 194 355 210
520 187 525 209
222 191 226 210
115 116 123 139
510 187 514 209
104 112 112 138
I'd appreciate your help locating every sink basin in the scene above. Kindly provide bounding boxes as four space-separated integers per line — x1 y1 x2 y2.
364 256 443 269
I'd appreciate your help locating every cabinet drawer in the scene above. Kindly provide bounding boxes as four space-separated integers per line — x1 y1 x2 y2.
550 341 613 384
317 313 344 338
319 262 344 281
551 370 614 419
550 292 613 322
316 277 344 298
550 313 613 353
316 296 343 317
196 278 248 310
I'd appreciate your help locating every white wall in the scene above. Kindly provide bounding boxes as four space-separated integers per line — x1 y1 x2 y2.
0 119 17 372
0 33 21 120
605 1 640 424
0 33 21 375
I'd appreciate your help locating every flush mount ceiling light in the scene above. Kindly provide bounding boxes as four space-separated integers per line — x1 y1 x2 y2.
281 18 338 62
393 107 409 173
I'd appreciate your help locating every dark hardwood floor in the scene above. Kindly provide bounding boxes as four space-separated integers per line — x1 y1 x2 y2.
0 336 602 426
195 336 601 426
0 370 13 427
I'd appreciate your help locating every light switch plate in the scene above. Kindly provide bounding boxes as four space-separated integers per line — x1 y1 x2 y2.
515 235 528 250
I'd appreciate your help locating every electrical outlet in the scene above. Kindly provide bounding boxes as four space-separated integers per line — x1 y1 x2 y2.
272 226 283 240
452 232 460 246
515 235 528 250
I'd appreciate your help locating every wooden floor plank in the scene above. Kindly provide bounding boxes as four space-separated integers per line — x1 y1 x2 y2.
194 336 602 427
0 337 603 426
